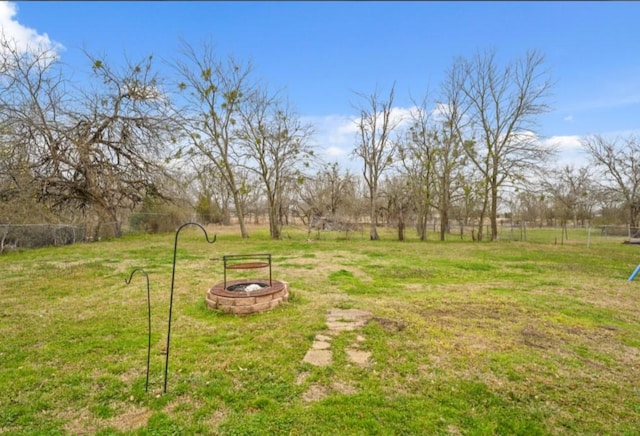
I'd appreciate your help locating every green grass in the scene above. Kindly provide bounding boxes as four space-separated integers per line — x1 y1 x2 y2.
1 224 639 434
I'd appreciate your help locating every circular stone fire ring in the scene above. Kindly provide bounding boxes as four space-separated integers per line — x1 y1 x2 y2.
206 279 289 315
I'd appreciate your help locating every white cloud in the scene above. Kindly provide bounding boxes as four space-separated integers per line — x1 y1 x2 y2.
303 114 356 162
430 102 450 121
306 107 598 173
304 106 416 166
564 115 573 122
325 146 347 157
541 135 583 151
0 1 63 56
536 135 588 169
389 106 416 130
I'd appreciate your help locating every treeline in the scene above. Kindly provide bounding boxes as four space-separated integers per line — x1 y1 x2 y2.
1 35 638 243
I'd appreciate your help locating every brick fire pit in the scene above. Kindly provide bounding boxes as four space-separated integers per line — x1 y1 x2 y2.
206 278 289 314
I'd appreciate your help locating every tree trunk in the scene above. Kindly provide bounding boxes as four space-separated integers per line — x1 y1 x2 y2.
232 190 249 238
477 196 487 242
490 183 499 241
439 173 450 241
369 186 379 240
477 183 490 242
397 219 405 241
439 209 448 242
222 207 231 226
369 219 379 240
268 197 281 240
417 212 427 241
95 205 121 238
416 197 429 241
269 210 280 239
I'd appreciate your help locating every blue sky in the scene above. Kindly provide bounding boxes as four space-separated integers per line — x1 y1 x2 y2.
3 1 640 168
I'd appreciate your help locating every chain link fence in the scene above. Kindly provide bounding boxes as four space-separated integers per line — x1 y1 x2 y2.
0 224 88 253
495 224 635 246
2 220 636 253
0 213 188 253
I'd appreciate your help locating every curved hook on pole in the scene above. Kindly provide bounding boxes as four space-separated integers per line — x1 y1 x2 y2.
164 222 216 393
125 268 152 393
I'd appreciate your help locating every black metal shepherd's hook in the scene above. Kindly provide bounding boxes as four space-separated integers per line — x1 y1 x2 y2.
124 268 152 393
164 222 216 393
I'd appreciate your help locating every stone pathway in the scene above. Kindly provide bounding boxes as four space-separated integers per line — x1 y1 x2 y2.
302 308 373 368
298 309 410 403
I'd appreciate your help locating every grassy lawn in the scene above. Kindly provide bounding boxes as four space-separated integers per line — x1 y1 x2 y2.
1 225 639 435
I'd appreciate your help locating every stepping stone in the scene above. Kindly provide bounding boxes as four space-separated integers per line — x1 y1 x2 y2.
326 321 360 332
311 340 331 350
327 308 372 324
303 349 332 366
300 308 372 367
326 309 372 332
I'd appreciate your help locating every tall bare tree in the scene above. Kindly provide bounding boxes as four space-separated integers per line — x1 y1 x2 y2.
191 163 232 225
399 90 468 241
352 84 401 240
0 36 175 237
69 53 176 237
238 91 314 239
542 165 594 227
381 174 413 241
0 36 66 225
582 134 640 227
435 66 474 241
451 49 553 241
294 162 357 227
172 40 254 238
398 100 436 241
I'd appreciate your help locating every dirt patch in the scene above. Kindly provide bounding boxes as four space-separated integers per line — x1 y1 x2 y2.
420 300 527 322
369 317 408 332
520 324 556 349
61 408 96 435
332 381 358 395
302 383 330 402
295 371 310 385
346 348 372 367
302 381 359 403
105 406 153 433
207 407 229 430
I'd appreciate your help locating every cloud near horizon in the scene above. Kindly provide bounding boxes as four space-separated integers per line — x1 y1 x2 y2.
306 108 604 172
303 114 355 159
305 106 417 163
